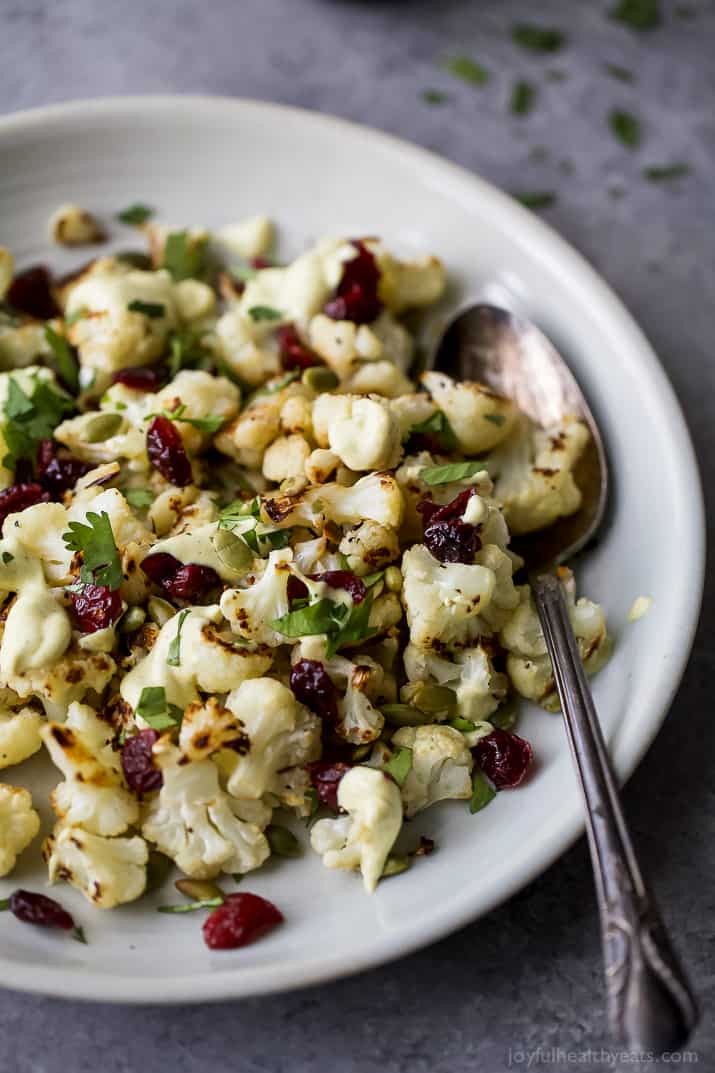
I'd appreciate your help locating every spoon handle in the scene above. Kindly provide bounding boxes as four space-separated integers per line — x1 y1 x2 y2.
532 573 698 1053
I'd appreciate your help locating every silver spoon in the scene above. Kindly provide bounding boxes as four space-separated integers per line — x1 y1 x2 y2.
432 303 698 1053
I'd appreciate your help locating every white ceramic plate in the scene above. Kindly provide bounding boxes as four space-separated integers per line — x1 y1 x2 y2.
0 96 704 1004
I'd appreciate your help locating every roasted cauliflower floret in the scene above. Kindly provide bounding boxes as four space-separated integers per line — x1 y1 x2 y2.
141 740 270 878
262 471 404 531
401 544 496 650
0 783 40 877
403 642 508 723
391 724 474 816
262 433 312 483
219 677 321 800
43 823 148 907
0 639 116 722
310 766 402 892
338 520 400 576
421 371 516 455
41 703 139 837
216 215 274 259
0 705 45 769
220 548 312 647
179 697 250 762
312 394 402 472
376 249 446 314
487 414 590 535
501 569 611 710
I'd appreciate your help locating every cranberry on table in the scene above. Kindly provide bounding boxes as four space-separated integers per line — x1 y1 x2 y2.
7 890 74 931
37 440 90 498
473 728 534 789
0 483 50 531
290 659 339 724
309 570 366 604
69 583 123 633
202 892 283 950
146 415 193 487
306 760 352 811
121 729 163 794
6 265 59 320
323 240 382 324
112 366 166 391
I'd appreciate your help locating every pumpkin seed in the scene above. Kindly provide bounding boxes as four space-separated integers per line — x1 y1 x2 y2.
175 878 225 901
381 703 435 727
118 606 146 634
411 683 457 714
381 855 410 878
82 411 124 443
211 527 254 573
147 596 176 627
266 824 302 858
302 366 339 392
384 565 403 593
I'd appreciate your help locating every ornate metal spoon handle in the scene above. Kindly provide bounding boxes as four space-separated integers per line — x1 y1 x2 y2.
533 574 698 1052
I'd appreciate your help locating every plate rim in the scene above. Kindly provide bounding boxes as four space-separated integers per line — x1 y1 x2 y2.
0 93 705 1004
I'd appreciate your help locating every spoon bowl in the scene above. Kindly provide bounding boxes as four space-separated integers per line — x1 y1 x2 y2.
433 303 608 572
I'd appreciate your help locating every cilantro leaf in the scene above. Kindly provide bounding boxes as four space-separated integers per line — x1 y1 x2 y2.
408 410 458 451
610 0 661 31
382 746 413 787
511 24 565 51
128 299 166 319
247 305 283 322
124 487 154 509
2 376 74 471
510 80 536 116
135 685 184 729
469 770 496 813
420 460 487 486
62 510 122 589
162 230 209 282
443 55 489 86
609 109 641 148
117 203 154 226
41 325 79 400
167 609 190 668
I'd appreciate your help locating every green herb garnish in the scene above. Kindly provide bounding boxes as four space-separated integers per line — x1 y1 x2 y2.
643 163 690 182
218 497 261 530
135 686 184 730
167 609 190 668
443 55 489 86
449 717 478 733
469 771 496 814
44 325 79 393
157 897 224 914
247 305 283 322
249 370 300 398
271 592 377 656
117 203 154 226
128 299 166 319
1 376 74 473
510 80 536 115
162 230 209 282
610 0 661 31
408 410 458 451
514 191 556 210
420 460 486 486
149 404 224 435
0 897 9 911
167 327 213 378
124 487 154 509
512 24 565 52
62 510 122 589
421 88 450 105
2 552 14 564
72 925 88 944
604 63 634 82
609 109 641 148
231 263 258 282
382 746 413 787
326 592 377 658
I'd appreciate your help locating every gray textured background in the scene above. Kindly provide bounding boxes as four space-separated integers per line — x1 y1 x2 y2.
1 1 714 1070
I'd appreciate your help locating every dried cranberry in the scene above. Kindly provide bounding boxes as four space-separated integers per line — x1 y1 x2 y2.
8 889 74 930
250 256 273 270
141 551 220 600
37 440 90 498
290 659 339 724
323 241 382 324
6 265 59 320
418 488 481 564
203 892 283 950
306 760 351 811
121 729 163 794
286 575 310 605
277 324 320 371
146 415 193 487
112 366 166 391
309 570 366 604
69 583 123 633
473 729 534 789
0 483 50 532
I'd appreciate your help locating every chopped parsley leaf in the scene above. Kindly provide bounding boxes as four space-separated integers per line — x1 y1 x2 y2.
469 771 496 813
62 510 122 589
65 307 90 326
421 88 450 105
643 163 690 182
510 80 537 116
2 376 74 471
135 686 184 730
117 203 154 226
408 409 458 452
443 55 489 86
162 230 209 282
420 460 487 486
511 24 565 52
609 109 641 148
610 0 661 30
247 305 283 322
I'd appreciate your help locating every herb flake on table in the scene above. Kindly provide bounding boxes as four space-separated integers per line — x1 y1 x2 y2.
513 191 557 210
117 203 154 226
643 163 690 182
511 24 565 52
510 80 537 116
442 55 489 86
610 0 661 30
421 89 450 105
609 109 641 148
604 63 634 82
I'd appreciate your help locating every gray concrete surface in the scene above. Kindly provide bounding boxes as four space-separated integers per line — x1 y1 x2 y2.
1 1 713 1070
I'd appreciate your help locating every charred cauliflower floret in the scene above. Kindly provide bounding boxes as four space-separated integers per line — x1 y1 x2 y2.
261 471 404 532
401 544 497 650
0 783 40 877
43 823 148 908
392 724 474 816
312 394 402 472
403 642 508 723
0 704 44 769
421 371 517 455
